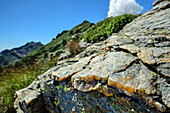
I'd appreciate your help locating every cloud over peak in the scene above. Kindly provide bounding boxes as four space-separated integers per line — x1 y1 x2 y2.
108 0 143 17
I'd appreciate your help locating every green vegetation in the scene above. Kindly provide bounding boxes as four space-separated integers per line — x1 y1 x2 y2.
156 30 164 33
63 87 69 92
56 85 63 90
80 14 139 43
0 61 56 113
54 99 60 106
60 106 64 111
151 71 157 76
0 14 140 113
0 21 93 113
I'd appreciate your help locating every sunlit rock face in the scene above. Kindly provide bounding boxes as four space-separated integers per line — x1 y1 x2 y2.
121 0 170 36
108 63 157 95
52 55 95 81
14 0 170 113
72 52 138 81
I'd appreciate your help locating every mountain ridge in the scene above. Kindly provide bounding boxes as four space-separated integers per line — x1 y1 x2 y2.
0 41 43 68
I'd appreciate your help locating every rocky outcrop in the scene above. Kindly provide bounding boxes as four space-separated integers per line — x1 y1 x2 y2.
121 0 170 36
14 1 170 113
0 42 43 68
153 0 164 7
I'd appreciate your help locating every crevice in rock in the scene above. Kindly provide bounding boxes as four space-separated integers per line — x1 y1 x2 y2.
114 46 138 56
149 93 169 110
139 61 169 110
141 60 166 78
74 79 161 112
112 58 140 74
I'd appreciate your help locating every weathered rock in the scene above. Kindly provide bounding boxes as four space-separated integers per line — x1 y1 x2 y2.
153 0 164 7
137 47 170 77
159 78 170 108
58 49 72 60
43 78 161 113
14 68 57 113
108 63 157 95
121 1 170 36
119 44 140 54
14 82 45 113
157 63 170 77
53 54 96 81
72 52 138 83
79 39 92 49
153 36 170 47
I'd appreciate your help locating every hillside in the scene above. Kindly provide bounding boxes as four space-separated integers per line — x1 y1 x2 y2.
0 20 94 113
0 14 139 113
13 0 170 113
0 42 43 68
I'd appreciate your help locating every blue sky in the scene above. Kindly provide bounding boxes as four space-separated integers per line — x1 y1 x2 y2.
0 0 155 52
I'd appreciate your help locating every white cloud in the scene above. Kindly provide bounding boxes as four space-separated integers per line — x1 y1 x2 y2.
108 0 143 17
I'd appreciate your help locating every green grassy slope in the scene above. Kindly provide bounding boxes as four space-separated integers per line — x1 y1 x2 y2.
80 14 139 43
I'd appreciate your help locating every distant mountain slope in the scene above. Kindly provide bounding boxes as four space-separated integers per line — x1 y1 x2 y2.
0 42 43 68
9 21 94 68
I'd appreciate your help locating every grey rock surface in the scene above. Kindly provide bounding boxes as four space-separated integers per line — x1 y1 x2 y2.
121 1 170 36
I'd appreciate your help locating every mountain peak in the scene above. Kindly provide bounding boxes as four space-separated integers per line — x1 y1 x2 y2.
0 41 43 68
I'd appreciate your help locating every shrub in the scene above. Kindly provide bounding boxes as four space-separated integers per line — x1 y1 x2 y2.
80 14 139 43
66 39 81 56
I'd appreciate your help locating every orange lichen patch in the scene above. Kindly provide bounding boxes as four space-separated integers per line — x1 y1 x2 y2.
108 63 157 95
59 71 80 81
72 72 109 82
72 61 110 82
108 80 136 95
155 58 170 64
24 91 39 105
53 55 95 81
73 74 98 82
74 52 137 81
109 76 166 111
72 78 114 96
138 47 170 65
119 44 140 54
137 48 156 65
